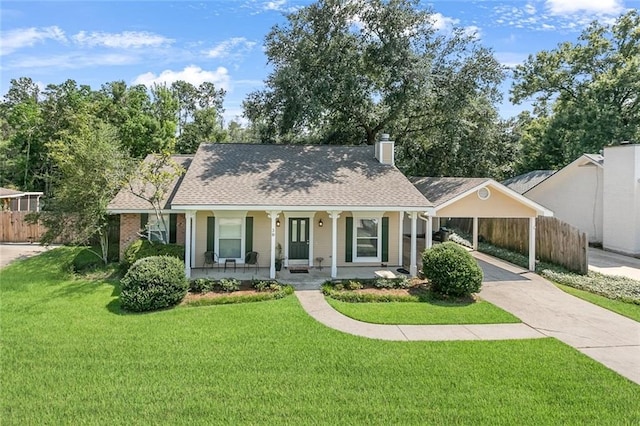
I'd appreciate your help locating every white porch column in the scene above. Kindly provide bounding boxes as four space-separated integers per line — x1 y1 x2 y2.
184 212 194 278
529 216 536 271
472 217 479 250
397 211 404 266
328 211 341 279
267 211 279 279
425 215 433 249
409 212 418 276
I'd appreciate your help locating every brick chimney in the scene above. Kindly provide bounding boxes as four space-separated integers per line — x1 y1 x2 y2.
375 133 394 166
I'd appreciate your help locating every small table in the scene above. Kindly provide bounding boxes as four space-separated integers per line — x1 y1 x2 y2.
224 259 236 272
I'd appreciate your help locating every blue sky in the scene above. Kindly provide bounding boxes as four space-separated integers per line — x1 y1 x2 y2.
1 0 637 123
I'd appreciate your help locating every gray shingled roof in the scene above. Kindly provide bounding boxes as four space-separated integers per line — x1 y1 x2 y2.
0 187 25 198
503 170 556 194
171 143 432 209
107 155 193 211
409 177 490 207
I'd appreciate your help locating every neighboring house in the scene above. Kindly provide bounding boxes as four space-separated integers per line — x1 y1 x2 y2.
108 136 434 278
505 143 640 257
0 187 43 212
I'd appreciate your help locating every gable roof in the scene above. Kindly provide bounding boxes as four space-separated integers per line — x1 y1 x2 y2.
107 155 193 212
409 177 490 207
503 170 556 195
410 176 553 216
170 143 432 211
519 153 604 196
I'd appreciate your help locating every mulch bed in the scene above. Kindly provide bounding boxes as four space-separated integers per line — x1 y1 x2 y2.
182 282 278 303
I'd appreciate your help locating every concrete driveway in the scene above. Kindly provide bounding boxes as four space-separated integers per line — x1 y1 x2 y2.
473 251 640 385
0 243 51 269
588 247 640 280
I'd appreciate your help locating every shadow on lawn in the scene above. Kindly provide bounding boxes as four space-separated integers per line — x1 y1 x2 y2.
408 287 476 307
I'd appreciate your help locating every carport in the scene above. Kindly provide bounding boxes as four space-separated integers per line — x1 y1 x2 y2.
410 177 553 271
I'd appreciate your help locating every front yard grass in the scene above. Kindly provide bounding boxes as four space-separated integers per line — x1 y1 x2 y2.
2 248 639 424
554 283 640 322
325 297 520 325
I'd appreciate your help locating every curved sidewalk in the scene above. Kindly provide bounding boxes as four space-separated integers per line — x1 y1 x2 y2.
296 251 640 385
295 290 545 341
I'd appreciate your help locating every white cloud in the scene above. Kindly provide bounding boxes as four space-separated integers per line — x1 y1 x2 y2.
545 0 624 15
133 65 231 91
0 26 66 55
206 37 256 59
430 12 459 32
72 31 173 49
495 52 530 68
6 53 136 69
264 0 287 11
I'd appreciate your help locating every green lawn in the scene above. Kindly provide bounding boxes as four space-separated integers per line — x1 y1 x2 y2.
325 296 520 325
2 248 639 424
554 282 640 322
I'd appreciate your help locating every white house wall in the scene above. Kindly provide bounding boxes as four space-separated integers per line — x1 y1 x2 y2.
527 162 603 243
602 145 640 256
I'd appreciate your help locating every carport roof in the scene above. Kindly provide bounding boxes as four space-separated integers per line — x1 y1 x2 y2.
410 176 553 217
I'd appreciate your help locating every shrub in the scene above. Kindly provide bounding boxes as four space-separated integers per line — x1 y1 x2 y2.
346 280 363 290
422 242 483 297
120 256 188 312
183 285 294 307
218 278 240 292
374 276 410 289
253 280 281 292
122 240 185 271
190 278 216 293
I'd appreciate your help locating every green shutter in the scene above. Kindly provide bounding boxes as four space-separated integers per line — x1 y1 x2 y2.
382 216 389 263
245 217 253 253
345 216 353 263
169 214 177 244
140 213 148 230
207 217 215 252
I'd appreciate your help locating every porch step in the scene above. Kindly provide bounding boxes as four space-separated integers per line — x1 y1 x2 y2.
288 266 310 273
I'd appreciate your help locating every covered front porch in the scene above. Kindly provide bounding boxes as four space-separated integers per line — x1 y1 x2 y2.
189 265 411 288
182 208 433 280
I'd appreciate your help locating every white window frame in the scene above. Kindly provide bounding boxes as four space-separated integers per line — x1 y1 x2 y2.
214 211 247 262
147 214 169 243
352 212 383 263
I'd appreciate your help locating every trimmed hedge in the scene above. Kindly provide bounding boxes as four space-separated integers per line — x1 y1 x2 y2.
422 242 483 296
120 256 188 312
122 240 184 271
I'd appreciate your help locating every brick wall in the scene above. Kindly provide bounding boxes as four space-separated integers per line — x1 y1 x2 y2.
119 213 141 260
176 214 186 245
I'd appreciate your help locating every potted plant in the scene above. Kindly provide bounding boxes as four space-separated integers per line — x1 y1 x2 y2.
275 243 284 271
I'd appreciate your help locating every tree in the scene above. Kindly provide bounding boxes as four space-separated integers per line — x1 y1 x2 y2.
511 10 640 170
125 152 185 244
37 116 131 263
172 81 227 153
243 0 508 177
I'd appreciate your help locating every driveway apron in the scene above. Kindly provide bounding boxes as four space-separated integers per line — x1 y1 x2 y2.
473 251 640 385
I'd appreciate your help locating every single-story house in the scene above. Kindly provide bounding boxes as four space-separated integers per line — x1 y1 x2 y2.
108 136 434 279
108 136 553 278
0 187 43 212
505 143 640 257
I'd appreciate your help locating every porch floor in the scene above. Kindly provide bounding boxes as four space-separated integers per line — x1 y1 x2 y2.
190 266 408 290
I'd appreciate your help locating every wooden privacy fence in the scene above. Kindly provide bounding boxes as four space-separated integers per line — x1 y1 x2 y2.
0 211 120 245
448 216 588 274
0 211 43 243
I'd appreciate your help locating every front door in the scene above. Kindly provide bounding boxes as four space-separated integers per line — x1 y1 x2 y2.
289 218 310 260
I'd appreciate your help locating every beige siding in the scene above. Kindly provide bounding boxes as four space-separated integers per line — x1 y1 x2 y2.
438 189 537 218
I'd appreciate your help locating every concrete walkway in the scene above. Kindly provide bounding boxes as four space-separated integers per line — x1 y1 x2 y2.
296 251 640 385
0 243 51 269
588 247 640 280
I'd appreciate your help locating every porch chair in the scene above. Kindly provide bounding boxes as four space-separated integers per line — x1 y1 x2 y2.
204 251 219 274
244 251 259 272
